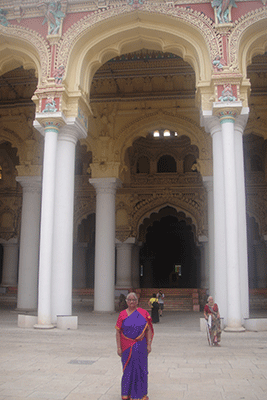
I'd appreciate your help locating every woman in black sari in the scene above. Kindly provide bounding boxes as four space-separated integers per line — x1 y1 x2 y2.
148 293 159 323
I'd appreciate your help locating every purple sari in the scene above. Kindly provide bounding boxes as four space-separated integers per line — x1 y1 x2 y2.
116 308 153 400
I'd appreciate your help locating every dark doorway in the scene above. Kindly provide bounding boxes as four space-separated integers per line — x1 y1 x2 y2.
140 211 198 288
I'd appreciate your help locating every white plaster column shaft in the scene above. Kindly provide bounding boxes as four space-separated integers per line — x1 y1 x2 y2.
198 236 209 289
221 117 242 329
234 117 249 321
16 176 41 310
90 178 122 312
116 238 136 288
208 120 228 321
73 243 88 289
203 177 214 294
132 242 141 289
51 122 87 323
0 239 19 286
34 119 59 328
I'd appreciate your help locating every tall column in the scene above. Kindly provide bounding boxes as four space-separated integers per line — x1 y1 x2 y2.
205 117 228 322
33 118 61 328
220 115 243 329
253 241 267 288
116 238 135 289
202 103 249 329
203 177 214 295
90 178 122 312
132 242 141 289
51 122 86 323
73 243 88 289
198 236 209 289
0 239 19 286
234 119 249 321
16 176 41 310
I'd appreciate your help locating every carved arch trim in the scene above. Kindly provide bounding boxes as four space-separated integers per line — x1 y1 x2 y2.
135 201 199 241
0 24 50 84
131 192 207 240
57 5 220 93
119 112 212 165
246 198 267 238
73 196 96 242
229 8 267 74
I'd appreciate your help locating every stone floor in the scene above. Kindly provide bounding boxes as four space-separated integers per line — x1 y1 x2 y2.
0 298 267 399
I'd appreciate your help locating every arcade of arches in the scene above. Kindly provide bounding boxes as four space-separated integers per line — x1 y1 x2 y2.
0 0 267 330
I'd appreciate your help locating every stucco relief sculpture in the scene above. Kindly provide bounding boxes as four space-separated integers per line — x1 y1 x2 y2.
0 8 8 26
42 98 58 113
52 65 65 84
212 0 237 24
41 1 65 35
212 55 225 71
219 84 236 101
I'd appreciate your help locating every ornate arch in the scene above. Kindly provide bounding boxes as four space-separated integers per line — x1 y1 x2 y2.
118 111 212 165
0 24 50 84
57 5 220 94
229 7 267 74
246 194 267 237
130 189 207 239
73 195 96 242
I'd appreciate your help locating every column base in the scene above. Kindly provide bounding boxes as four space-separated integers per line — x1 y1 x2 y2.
34 323 55 329
18 315 38 328
57 315 78 330
224 326 246 332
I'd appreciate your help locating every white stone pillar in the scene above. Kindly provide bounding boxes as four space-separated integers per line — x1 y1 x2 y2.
116 238 136 289
203 105 249 329
51 122 86 323
0 238 19 286
202 113 228 322
203 177 214 295
33 118 60 328
132 242 141 289
234 117 249 321
90 178 122 312
198 236 209 289
73 242 88 289
16 176 41 310
254 241 267 288
221 116 243 329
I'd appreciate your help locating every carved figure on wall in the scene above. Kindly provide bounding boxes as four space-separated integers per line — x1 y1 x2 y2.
0 8 8 26
128 0 144 6
212 55 225 72
41 2 65 35
212 0 237 24
42 97 57 112
219 83 236 102
52 65 65 84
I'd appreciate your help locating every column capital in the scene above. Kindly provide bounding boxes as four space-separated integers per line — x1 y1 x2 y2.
198 235 208 243
201 103 249 134
34 113 87 140
34 112 67 135
0 238 18 245
89 177 122 194
59 117 87 142
203 176 213 192
212 101 243 124
115 237 137 245
16 176 41 194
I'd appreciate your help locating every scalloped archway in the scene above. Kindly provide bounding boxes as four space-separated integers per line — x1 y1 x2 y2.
59 7 218 96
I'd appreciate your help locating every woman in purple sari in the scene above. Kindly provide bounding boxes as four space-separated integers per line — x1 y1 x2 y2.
116 292 154 400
